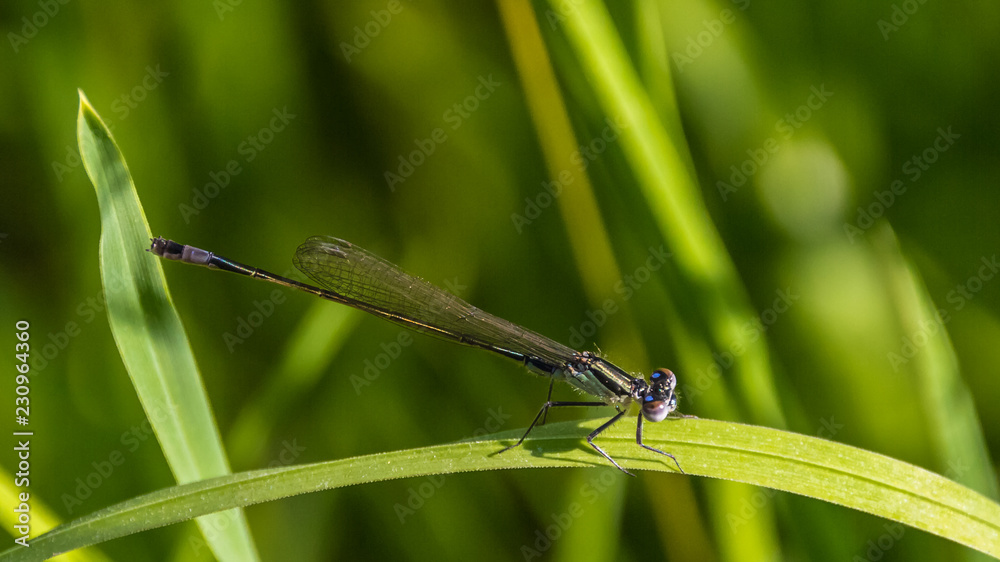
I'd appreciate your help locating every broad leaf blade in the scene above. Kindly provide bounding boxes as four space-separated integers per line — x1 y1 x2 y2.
73 90 257 561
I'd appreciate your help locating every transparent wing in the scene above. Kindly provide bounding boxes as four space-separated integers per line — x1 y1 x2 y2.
293 236 578 369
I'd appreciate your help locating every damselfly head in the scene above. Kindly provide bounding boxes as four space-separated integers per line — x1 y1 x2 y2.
640 368 678 422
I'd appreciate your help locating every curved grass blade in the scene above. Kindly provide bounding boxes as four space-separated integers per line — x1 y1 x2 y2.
2 418 997 561
74 91 257 561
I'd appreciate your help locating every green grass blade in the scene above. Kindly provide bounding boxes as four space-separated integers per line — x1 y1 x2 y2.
74 91 257 561
2 418 997 561
496 0 629 305
550 0 784 427
874 226 998 502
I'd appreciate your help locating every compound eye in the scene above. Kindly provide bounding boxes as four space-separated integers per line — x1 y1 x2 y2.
650 368 676 389
641 397 670 422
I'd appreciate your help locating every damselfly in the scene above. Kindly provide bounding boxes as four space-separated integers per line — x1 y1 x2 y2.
149 236 684 475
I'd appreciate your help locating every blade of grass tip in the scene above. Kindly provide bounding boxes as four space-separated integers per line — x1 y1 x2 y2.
75 90 257 561
552 0 785 429
1 419 997 560
875 225 998 502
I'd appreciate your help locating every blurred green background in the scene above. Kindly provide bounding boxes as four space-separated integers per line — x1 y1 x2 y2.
1 0 998 560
